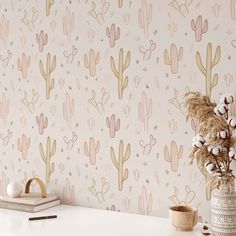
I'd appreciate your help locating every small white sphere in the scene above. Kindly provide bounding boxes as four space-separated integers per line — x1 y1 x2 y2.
7 181 23 198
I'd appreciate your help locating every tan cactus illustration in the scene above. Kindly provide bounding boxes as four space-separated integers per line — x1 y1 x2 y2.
84 137 100 165
17 134 31 160
63 93 75 128
0 93 9 126
118 0 123 8
21 7 39 32
164 43 183 74
106 24 120 48
63 177 75 204
231 0 236 21
0 171 9 196
164 140 183 172
138 0 152 38
36 113 48 135
62 7 74 42
169 185 195 206
138 91 152 133
138 185 153 215
110 140 131 191
169 0 193 17
39 137 56 183
36 30 48 52
84 49 100 77
106 114 120 138
0 129 12 146
39 53 56 99
0 15 9 45
110 48 131 99
196 42 221 97
89 0 110 25
17 53 31 79
88 177 110 203
89 88 110 114
191 15 208 42
46 0 54 16
0 50 12 67
21 89 39 113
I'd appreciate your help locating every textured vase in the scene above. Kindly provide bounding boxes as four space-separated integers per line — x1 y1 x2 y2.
211 181 236 236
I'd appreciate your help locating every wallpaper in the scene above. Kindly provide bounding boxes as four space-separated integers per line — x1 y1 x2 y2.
0 0 236 222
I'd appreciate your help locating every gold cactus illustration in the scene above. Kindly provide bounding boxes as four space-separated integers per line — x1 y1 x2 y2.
39 53 56 99
138 0 152 38
118 0 123 8
84 49 100 77
138 185 153 215
164 43 183 74
196 42 221 97
110 140 130 191
39 137 56 183
46 0 54 16
164 140 183 172
110 48 131 99
17 134 31 160
17 53 31 79
62 7 74 42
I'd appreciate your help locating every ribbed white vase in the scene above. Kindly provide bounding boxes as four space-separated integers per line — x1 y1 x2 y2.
211 181 236 236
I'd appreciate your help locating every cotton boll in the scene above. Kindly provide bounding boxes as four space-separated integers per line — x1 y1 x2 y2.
192 134 205 148
229 147 236 160
205 162 215 173
217 103 228 115
217 130 228 139
220 94 234 104
208 145 221 155
228 117 236 128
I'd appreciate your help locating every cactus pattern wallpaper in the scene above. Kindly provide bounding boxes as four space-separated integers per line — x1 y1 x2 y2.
0 0 236 221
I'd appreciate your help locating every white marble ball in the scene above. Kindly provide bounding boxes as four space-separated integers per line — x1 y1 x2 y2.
7 181 23 198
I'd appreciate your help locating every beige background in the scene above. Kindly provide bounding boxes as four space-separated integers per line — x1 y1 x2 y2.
0 0 236 221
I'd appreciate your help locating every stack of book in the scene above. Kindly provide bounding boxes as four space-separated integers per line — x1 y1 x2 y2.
0 193 60 212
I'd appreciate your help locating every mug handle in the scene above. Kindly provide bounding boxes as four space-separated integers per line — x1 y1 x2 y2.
193 210 198 226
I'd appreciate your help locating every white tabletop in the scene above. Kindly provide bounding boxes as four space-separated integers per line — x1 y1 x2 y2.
0 205 205 236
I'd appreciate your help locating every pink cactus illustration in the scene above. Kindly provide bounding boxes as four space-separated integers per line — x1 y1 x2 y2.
0 15 9 45
106 24 120 48
21 7 39 32
84 49 100 77
106 114 120 138
138 91 152 133
0 93 9 126
164 43 183 74
191 15 208 42
84 137 100 165
17 53 31 79
62 7 74 42
139 40 156 61
164 140 183 172
36 113 48 135
63 93 75 128
36 30 48 52
17 134 31 160
138 0 152 38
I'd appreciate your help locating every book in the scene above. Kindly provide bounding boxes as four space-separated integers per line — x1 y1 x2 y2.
0 199 60 212
0 193 58 206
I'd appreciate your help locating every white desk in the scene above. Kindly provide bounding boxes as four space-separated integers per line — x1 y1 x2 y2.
0 205 206 236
